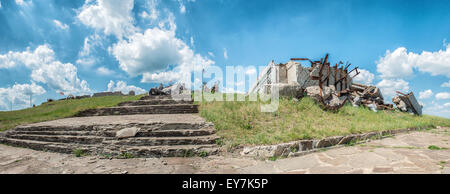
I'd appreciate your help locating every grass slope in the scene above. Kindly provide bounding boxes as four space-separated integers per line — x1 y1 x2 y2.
0 95 144 131
199 96 450 147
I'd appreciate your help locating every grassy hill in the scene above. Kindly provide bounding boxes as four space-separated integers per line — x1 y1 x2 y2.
198 96 450 147
1 93 449 149
0 95 143 131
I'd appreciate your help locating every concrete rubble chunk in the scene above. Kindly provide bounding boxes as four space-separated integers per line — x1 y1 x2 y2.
393 91 422 116
116 127 141 139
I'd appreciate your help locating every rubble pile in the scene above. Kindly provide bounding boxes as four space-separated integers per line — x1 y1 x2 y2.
392 91 422 116
298 54 359 110
348 83 393 112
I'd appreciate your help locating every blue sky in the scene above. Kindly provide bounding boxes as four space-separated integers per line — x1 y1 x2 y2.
0 0 450 118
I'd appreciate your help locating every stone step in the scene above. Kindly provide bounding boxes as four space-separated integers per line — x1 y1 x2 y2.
0 137 218 157
5 134 108 144
75 104 199 117
9 128 216 137
13 122 213 132
105 135 220 146
0 137 94 154
119 144 218 158
139 95 192 100
5 133 219 146
118 99 193 106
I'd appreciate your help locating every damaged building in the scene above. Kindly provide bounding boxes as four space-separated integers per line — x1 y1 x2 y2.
249 53 422 115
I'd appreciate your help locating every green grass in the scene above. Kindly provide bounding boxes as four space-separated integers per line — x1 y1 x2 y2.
0 95 144 131
198 94 450 147
73 149 88 157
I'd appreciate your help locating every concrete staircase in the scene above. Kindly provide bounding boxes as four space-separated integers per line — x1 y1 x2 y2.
0 95 220 158
76 95 198 117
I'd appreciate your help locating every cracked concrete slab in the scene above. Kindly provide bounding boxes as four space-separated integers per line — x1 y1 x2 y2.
0 128 449 174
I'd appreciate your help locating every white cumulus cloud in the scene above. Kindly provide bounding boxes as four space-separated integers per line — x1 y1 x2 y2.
112 27 214 84
350 69 374 85
0 44 91 95
377 45 450 79
77 0 137 39
441 80 450 88
376 79 409 100
436 92 450 100
0 82 46 110
107 80 146 95
419 89 433 99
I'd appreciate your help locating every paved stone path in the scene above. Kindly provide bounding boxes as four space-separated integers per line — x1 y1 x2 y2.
0 127 448 174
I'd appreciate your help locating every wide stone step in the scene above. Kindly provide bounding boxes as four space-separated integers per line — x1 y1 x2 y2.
12 122 213 132
5 133 218 146
5 134 108 144
0 137 218 157
105 135 219 146
140 95 192 100
119 144 219 158
75 104 199 117
0 137 94 154
137 129 216 137
118 99 193 106
9 130 116 137
9 128 216 137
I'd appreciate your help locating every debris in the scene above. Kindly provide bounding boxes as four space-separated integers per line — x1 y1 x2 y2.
116 127 141 139
393 91 422 116
150 83 169 96
349 83 393 111
249 53 406 113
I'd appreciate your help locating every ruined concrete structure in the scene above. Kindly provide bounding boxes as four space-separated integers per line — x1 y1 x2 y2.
248 53 422 114
249 54 359 109
249 54 356 97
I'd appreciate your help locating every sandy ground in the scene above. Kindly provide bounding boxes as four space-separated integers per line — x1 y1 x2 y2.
0 127 449 174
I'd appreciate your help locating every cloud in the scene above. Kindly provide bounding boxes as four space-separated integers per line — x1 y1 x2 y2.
208 52 214 57
377 45 450 79
112 27 214 84
223 48 228 60
423 100 450 118
419 89 433 99
376 79 409 100
53 20 69 30
0 44 91 95
15 0 32 6
179 2 186 14
350 69 374 85
77 0 137 39
441 80 450 88
444 102 450 108
140 0 159 22
79 0 213 87
436 92 450 100
97 66 115 76
245 67 256 75
76 34 103 67
0 82 46 110
107 80 146 95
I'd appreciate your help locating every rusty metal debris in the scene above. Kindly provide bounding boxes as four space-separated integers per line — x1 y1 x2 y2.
301 53 359 110
249 53 422 115
349 83 393 111
393 91 422 115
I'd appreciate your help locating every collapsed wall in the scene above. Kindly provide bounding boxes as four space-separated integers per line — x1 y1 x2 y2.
249 54 358 109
